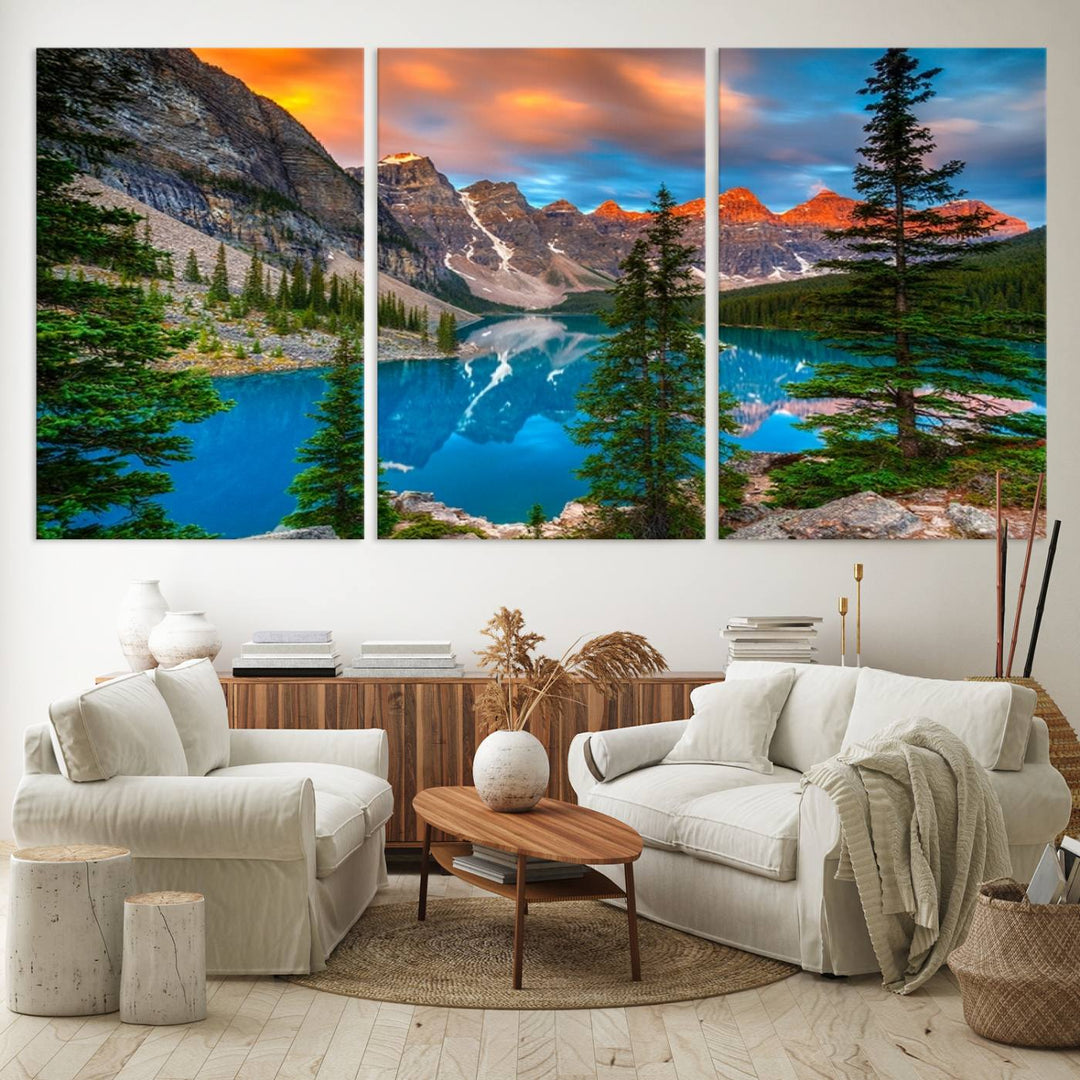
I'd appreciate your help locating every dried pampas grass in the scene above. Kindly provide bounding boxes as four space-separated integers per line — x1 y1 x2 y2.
475 607 666 734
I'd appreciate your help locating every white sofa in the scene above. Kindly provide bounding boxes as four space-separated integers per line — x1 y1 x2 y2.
11 661 392 975
568 663 1072 976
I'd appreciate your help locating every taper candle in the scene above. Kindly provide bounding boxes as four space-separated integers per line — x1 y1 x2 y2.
838 596 849 667
853 563 864 667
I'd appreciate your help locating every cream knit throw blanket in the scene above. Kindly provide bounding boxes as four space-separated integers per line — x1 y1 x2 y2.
802 718 1011 994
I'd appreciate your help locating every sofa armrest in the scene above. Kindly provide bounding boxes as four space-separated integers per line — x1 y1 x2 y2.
568 720 688 799
228 728 389 780
1025 717 1051 764
12 773 315 862
23 724 61 775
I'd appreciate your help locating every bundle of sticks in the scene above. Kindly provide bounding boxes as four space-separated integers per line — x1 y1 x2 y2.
995 470 1058 678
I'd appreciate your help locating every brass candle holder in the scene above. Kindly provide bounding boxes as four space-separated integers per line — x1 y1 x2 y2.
853 563 864 667
838 596 849 667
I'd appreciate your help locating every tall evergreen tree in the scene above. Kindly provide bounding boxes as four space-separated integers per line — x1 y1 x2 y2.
283 335 366 538
183 248 201 284
436 310 458 353
207 242 230 303
289 258 308 310
241 251 265 309
36 50 230 538
308 259 326 314
785 49 1044 480
570 185 705 539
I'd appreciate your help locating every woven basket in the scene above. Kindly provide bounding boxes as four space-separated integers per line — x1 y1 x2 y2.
949 879 1080 1047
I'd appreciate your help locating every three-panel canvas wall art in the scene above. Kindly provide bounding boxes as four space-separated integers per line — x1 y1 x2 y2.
36 47 1046 540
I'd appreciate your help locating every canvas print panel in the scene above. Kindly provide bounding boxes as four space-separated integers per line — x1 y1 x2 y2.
377 49 706 539
717 48 1046 539
37 48 365 539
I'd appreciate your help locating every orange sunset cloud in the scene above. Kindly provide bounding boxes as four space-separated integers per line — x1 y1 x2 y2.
193 48 363 166
379 48 704 211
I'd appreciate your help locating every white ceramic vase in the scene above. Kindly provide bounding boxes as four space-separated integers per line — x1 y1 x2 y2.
472 729 550 812
116 580 169 671
148 611 222 669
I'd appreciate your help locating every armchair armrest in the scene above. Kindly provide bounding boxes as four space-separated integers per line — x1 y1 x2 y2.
12 773 315 862
568 720 688 799
228 728 389 780
1025 717 1051 764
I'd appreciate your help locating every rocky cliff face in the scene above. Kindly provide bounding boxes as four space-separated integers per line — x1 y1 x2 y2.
53 48 370 266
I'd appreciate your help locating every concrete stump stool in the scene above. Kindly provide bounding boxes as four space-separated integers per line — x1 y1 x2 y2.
120 891 207 1025
7 844 132 1015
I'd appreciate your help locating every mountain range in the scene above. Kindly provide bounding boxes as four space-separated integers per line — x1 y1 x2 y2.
55 49 1030 314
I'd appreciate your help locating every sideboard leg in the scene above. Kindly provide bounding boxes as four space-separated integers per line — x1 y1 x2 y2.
625 861 641 981
417 823 432 922
512 853 527 989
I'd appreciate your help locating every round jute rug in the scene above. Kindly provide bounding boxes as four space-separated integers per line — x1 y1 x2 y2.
287 898 797 1009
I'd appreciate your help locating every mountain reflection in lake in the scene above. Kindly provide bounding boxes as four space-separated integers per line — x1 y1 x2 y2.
378 314 605 523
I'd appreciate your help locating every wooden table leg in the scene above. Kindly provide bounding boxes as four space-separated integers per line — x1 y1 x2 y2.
417 822 432 922
512 852 527 990
625 861 641 981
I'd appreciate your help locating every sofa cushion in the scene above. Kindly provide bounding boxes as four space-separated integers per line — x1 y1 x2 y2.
210 762 394 838
678 783 802 881
663 671 794 774
725 661 859 772
49 672 187 782
311 792 369 877
843 668 1036 771
151 659 230 775
583 762 802 852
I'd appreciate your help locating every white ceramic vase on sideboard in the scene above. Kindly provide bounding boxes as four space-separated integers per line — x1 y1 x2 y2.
472 729 550 812
116 580 169 671
148 611 222 669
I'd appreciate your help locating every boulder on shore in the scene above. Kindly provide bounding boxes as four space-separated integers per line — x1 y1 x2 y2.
945 502 998 539
731 492 922 540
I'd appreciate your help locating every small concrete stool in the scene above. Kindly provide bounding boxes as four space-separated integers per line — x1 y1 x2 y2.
7 844 132 1015
120 891 207 1025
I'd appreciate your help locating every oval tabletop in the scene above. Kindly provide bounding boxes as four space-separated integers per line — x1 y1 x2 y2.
13 844 130 863
413 786 643 864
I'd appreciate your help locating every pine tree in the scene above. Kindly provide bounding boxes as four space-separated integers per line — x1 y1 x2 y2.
36 49 231 538
308 259 326 314
183 248 201 284
289 259 308 310
436 311 458 353
283 334 365 538
783 49 1045 488
570 185 705 539
526 503 546 539
207 242 230 303
241 251 265 310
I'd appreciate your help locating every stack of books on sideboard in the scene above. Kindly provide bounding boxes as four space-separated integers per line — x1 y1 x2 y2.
723 616 822 665
232 631 341 677
343 641 464 678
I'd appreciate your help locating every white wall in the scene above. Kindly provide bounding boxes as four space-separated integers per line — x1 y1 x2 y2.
1 0 1078 835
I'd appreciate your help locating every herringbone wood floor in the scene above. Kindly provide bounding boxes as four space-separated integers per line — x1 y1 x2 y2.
1 852 1078 1079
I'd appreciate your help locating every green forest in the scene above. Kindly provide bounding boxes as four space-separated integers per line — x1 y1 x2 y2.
719 228 1046 337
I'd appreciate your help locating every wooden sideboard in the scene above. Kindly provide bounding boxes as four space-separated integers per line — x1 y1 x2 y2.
220 671 722 848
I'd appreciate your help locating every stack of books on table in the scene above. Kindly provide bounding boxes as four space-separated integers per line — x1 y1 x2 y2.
723 616 822 665
343 641 464 679
232 631 341 677
452 844 587 885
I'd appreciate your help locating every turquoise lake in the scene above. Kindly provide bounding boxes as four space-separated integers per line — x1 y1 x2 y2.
153 317 1047 537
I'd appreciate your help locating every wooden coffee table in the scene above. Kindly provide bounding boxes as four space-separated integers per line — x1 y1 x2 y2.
413 786 644 990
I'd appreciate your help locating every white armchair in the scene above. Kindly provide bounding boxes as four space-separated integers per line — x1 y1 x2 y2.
12 669 392 976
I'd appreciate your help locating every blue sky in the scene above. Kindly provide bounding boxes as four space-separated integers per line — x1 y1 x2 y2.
720 48 1046 227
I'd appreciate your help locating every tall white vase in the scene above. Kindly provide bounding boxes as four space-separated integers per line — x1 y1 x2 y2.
116 580 169 671
148 611 222 669
472 729 550 812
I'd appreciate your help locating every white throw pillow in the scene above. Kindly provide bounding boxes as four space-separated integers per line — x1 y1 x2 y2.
725 661 860 772
842 667 1036 771
49 672 188 781
151 658 230 775
663 670 795 774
